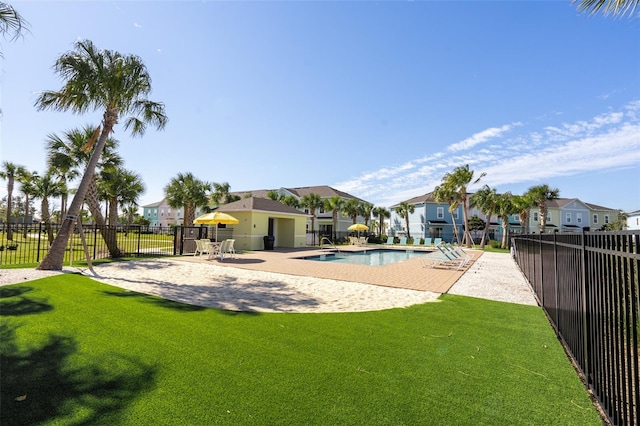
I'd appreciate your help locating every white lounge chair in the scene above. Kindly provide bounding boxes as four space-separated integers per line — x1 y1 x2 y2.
194 239 211 256
421 246 469 270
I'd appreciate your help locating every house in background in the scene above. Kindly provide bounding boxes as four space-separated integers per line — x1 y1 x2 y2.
233 185 370 239
216 197 309 251
626 209 640 230
142 199 206 227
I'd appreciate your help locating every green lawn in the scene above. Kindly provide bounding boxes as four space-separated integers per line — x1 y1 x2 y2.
1 274 602 425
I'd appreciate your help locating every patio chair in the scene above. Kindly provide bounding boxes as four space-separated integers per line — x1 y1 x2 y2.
433 238 442 246
357 236 368 246
219 239 236 260
349 236 358 245
423 238 432 247
413 238 422 247
385 237 394 245
398 237 407 245
194 239 211 256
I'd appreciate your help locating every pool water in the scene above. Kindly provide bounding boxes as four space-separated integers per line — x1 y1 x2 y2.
298 249 427 266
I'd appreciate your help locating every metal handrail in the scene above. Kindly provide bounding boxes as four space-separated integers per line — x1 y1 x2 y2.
320 236 340 253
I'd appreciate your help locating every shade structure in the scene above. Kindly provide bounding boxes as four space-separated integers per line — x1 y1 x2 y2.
193 212 239 241
347 223 369 231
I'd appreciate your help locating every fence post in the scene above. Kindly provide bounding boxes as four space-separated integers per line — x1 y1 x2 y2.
580 228 590 385
538 232 544 306
36 222 43 262
553 231 559 326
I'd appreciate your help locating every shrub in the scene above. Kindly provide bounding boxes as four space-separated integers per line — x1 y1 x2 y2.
489 240 501 249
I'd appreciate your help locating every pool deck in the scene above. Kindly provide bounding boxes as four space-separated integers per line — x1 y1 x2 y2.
179 245 482 293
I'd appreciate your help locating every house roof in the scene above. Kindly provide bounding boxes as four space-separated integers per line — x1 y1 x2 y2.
142 200 163 208
584 202 617 211
232 185 366 203
391 192 438 208
219 197 309 216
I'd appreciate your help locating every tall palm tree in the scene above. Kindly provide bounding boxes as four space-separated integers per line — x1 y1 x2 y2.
442 164 485 248
511 193 536 235
360 202 374 227
574 0 640 17
165 173 211 227
433 183 461 245
46 126 123 255
211 182 232 206
300 193 323 244
470 185 498 249
526 184 560 233
98 166 145 228
324 196 345 241
494 192 516 249
0 161 26 240
342 199 361 225
395 201 415 239
372 206 390 236
35 39 167 270
31 172 67 245
17 169 38 238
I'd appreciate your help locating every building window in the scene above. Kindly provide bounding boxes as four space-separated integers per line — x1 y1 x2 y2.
566 213 571 223
533 212 538 221
453 209 459 219
547 212 552 221
514 214 520 222
437 207 444 219
605 215 610 224
319 207 325 214
577 213 582 224
593 215 598 224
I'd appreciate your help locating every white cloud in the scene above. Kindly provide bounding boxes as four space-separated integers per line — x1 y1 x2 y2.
334 100 640 207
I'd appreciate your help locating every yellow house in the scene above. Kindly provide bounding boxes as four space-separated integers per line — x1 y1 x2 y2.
218 197 310 251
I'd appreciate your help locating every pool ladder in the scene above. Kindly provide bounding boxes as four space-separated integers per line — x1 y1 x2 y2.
320 237 340 253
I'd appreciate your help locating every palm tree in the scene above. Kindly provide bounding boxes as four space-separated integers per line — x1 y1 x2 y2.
17 169 38 238
433 183 461 245
511 193 536 235
342 199 361 225
441 164 485 248
165 173 211 227
31 172 67 245
372 206 390 236
526 184 560 233
98 166 145 228
470 185 498 249
494 192 516 249
324 196 345 241
46 126 123 256
360 202 374 227
0 161 26 240
395 201 415 239
267 190 282 201
35 39 167 270
0 2 29 46
300 193 323 244
574 0 640 17
211 182 232 206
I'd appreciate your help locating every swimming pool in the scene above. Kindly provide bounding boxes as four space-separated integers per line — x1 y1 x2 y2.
298 249 428 266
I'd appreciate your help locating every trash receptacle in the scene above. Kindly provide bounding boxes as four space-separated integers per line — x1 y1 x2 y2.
263 235 275 250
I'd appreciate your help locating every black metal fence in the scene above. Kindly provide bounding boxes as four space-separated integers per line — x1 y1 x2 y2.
0 222 180 266
512 230 639 426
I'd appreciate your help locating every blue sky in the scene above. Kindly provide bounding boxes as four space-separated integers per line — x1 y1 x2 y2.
1 1 639 213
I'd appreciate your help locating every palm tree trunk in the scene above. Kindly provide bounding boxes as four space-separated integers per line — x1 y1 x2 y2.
6 179 13 241
85 179 121 257
501 220 509 249
41 198 54 245
461 199 472 248
37 122 114 270
23 193 29 238
480 211 493 249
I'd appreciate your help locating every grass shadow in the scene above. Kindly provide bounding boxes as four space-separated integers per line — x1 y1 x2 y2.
0 322 156 425
0 286 53 316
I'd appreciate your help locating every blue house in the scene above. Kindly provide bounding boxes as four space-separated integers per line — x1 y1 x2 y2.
389 192 464 242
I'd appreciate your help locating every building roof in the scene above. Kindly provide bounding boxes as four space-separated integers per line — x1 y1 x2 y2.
584 202 617 211
232 185 366 203
391 192 438 208
219 197 309 216
142 200 163 208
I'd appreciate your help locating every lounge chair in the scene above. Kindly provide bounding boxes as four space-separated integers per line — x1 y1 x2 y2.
413 238 422 247
423 238 432 247
421 247 469 270
433 238 442 246
385 237 394 245
219 239 236 260
398 237 407 245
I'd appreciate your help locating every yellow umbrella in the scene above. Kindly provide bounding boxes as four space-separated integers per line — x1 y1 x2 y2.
193 211 239 241
347 223 369 231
